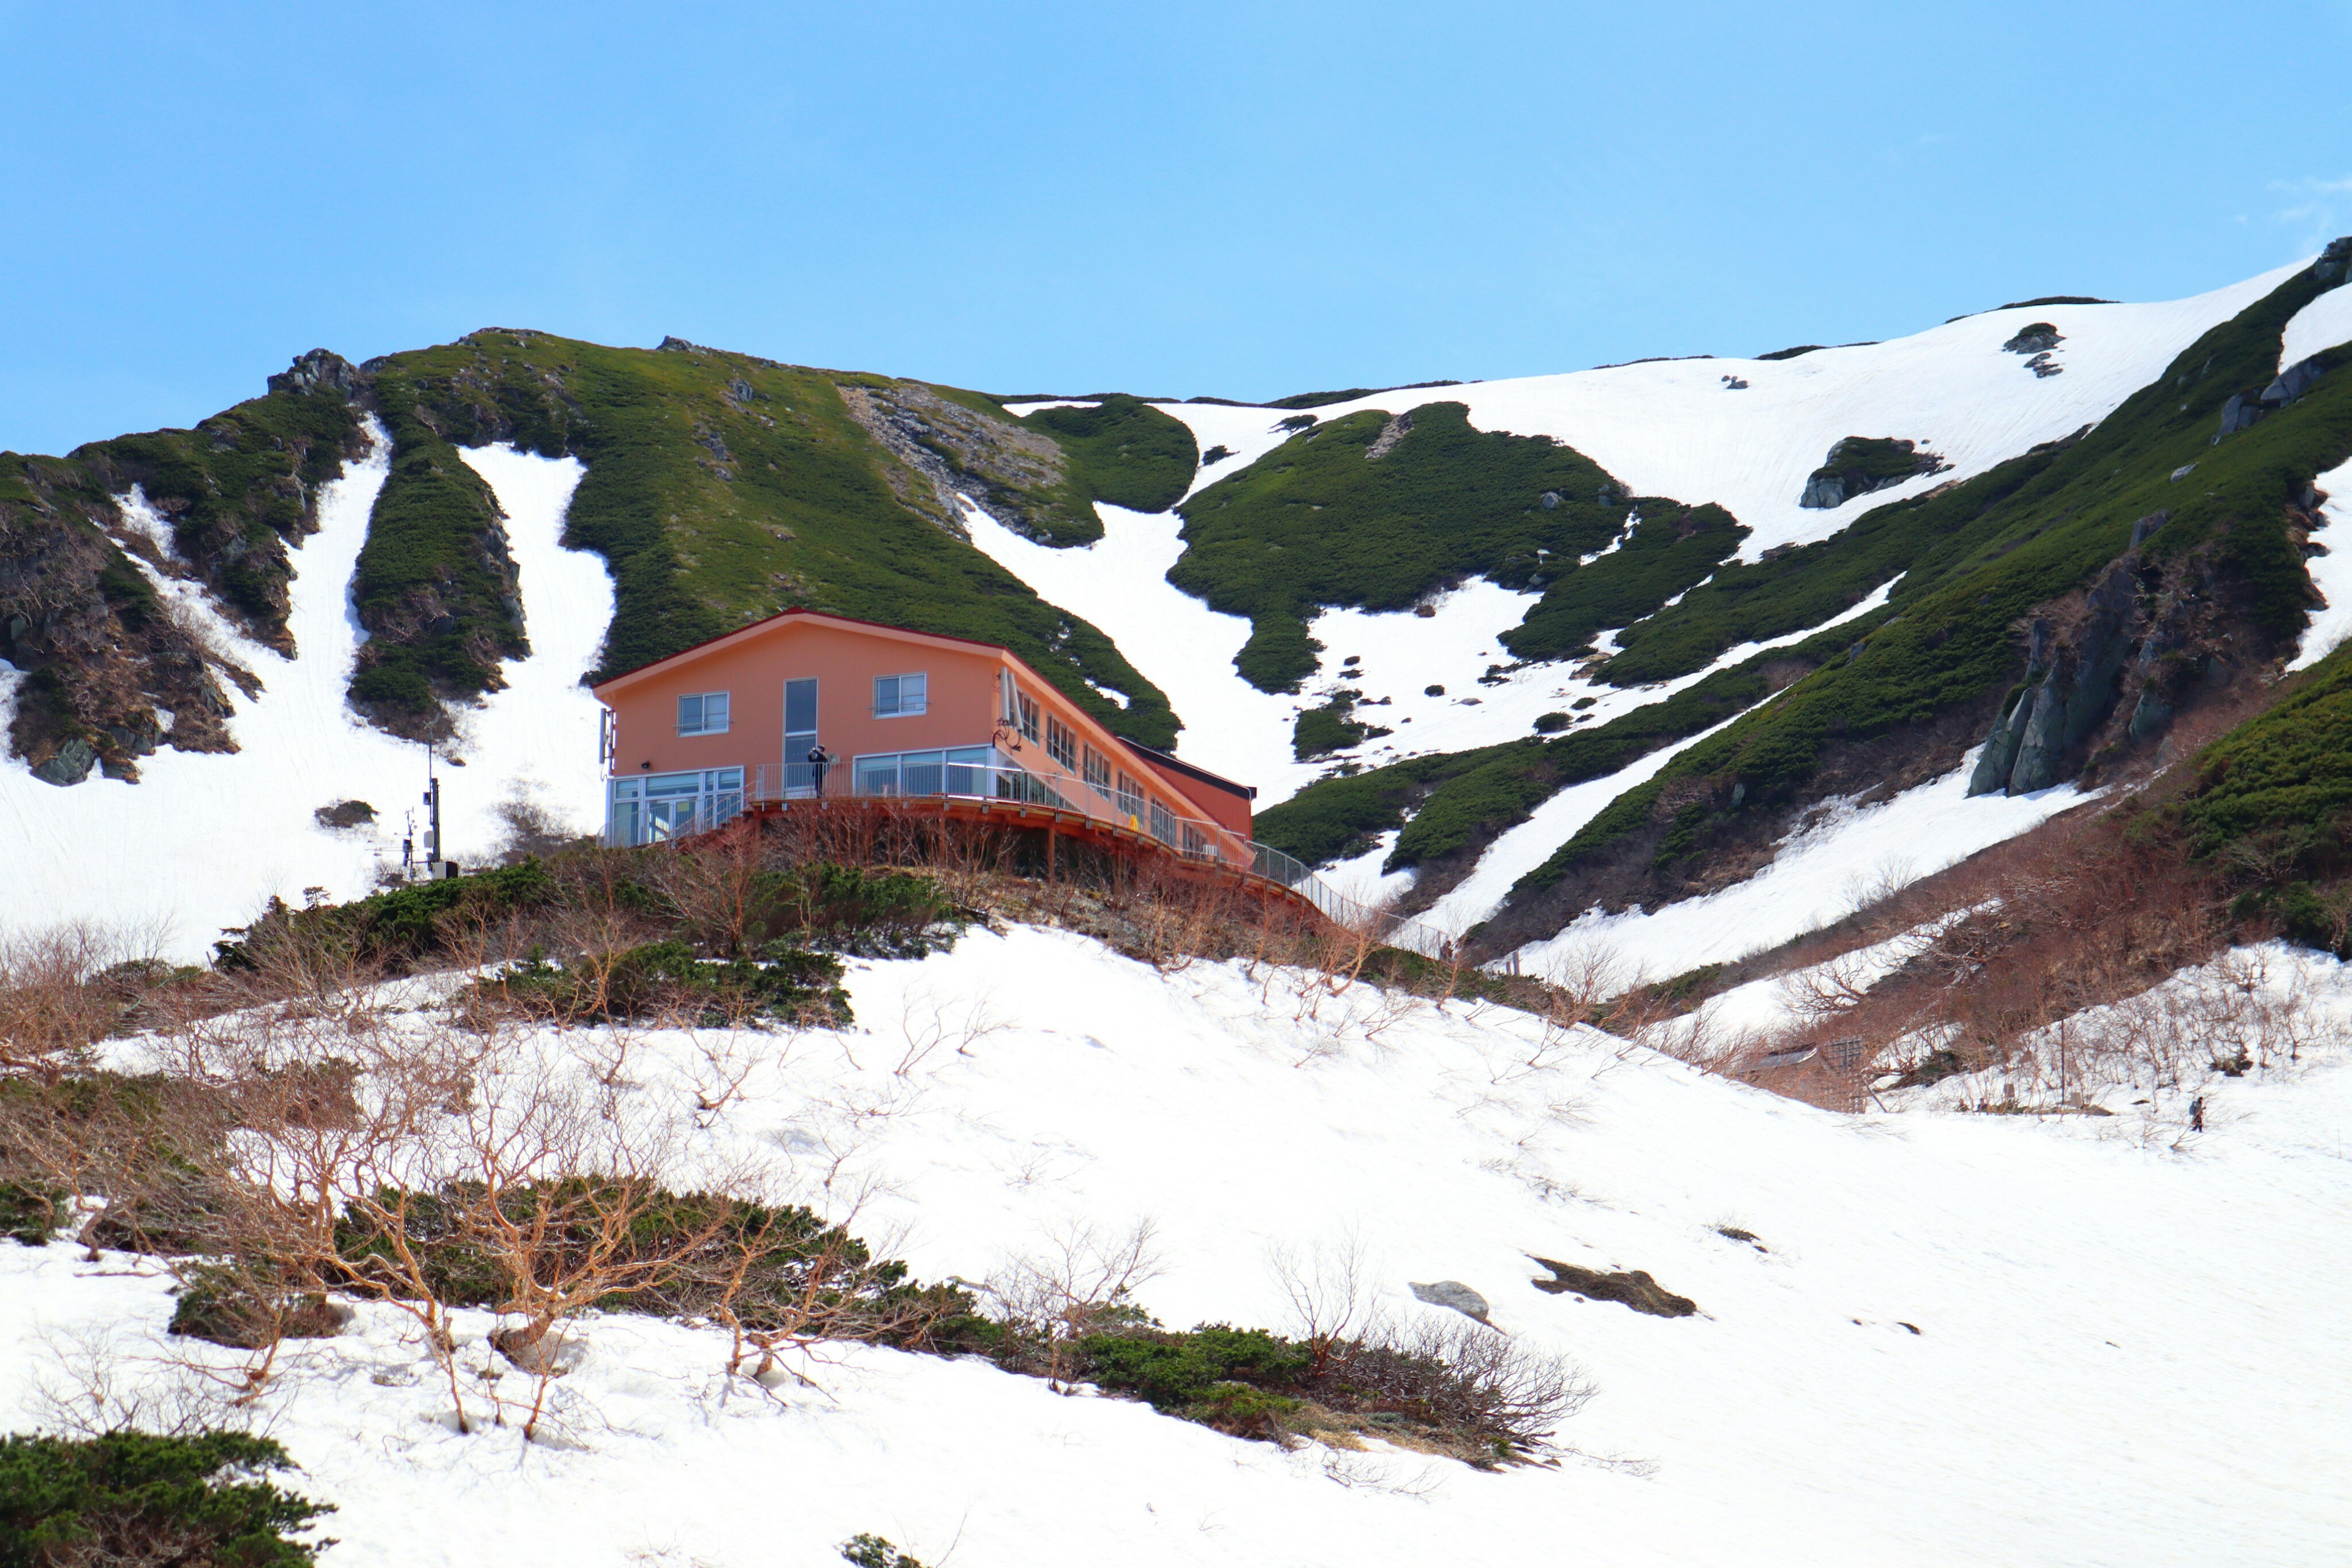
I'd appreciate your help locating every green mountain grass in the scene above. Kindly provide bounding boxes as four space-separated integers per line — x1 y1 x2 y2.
1019 394 1197 513
1170 402 1673 692
360 332 1182 748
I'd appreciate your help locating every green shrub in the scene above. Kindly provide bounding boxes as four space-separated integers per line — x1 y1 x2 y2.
212 859 557 971
747 862 966 959
840 1535 928 1568
0 1431 332 1567
0 1179 66 1246
167 1263 349 1351
1291 693 1391 761
1020 395 1197 513
483 938 849 1026
333 1181 974 1343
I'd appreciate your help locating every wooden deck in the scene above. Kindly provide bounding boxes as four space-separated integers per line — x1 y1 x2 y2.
739 793 1333 922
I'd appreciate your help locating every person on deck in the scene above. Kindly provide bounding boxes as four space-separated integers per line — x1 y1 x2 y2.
809 743 834 796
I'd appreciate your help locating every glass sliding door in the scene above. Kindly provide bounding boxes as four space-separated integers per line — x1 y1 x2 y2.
606 768 745 846
782 677 818 796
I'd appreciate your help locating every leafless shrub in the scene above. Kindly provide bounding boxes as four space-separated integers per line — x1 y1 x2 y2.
487 783 589 865
0 919 175 1074
981 1219 1165 1390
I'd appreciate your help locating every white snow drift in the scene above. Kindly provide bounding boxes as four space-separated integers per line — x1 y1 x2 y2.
4 925 2348 1566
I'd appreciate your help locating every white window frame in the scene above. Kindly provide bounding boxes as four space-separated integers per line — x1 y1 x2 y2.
874 671 929 718
677 690 731 736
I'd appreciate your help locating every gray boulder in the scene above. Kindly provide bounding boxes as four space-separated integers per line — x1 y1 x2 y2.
2262 357 2326 407
2316 237 2352 285
2215 391 2264 439
31 739 96 787
1408 1280 1491 1323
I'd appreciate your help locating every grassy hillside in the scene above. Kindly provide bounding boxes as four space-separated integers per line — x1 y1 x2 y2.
1488 262 2352 935
1019 394 1196 513
359 332 1182 748
1171 402 1706 692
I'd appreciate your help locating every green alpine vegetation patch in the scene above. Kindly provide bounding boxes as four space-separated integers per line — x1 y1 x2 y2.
1796 435 1949 510
957 1308 1586 1466
60 352 370 644
2178 642 2352 940
1499 263 2352 914
1172 401 1679 692
1502 500 1747 662
481 938 852 1026
1019 394 1197 513
1292 690 1393 760
361 332 1180 748
0 1431 332 1566
350 361 526 734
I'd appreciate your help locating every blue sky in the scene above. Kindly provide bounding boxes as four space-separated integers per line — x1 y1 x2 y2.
2 1 2347 453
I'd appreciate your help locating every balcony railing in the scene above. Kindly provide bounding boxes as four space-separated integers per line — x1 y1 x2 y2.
608 755 1452 959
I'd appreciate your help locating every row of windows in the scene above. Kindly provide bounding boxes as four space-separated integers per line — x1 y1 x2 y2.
652 668 1202 846
675 673 927 736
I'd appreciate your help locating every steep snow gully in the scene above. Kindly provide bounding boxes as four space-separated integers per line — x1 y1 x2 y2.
0 439 610 959
4 928 2348 1566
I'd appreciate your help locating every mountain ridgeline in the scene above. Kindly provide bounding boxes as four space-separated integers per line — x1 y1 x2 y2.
0 334 1200 781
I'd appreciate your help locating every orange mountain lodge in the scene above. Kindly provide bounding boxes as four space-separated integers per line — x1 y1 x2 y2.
590 609 1260 867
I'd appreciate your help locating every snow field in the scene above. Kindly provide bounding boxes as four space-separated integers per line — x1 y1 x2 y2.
2280 278 2352 372
1510 748 2094 982
1150 265 2307 564
0 440 611 960
8 923 2351 1566
2288 455 2352 674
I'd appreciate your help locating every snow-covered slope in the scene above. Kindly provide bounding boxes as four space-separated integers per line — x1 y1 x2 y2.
1150 263 2307 564
2288 454 2352 674
2282 281 2352 371
0 440 611 959
1510 748 2094 980
6 925 2348 1566
965 265 2317 965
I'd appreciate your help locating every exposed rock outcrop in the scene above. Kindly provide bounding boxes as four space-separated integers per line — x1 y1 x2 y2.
1363 409 1414 460
1798 436 1952 510
834 380 1088 544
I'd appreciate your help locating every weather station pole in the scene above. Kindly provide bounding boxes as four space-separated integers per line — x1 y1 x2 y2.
422 744 448 880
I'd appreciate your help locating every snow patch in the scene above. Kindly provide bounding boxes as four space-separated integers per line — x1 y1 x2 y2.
2288 456 2352 673
0 438 611 959
1512 750 2092 981
2280 282 2352 372
6 925 2350 1565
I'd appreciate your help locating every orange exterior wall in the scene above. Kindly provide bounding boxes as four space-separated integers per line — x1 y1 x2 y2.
1136 756 1253 837
599 619 1001 783
592 613 1248 840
